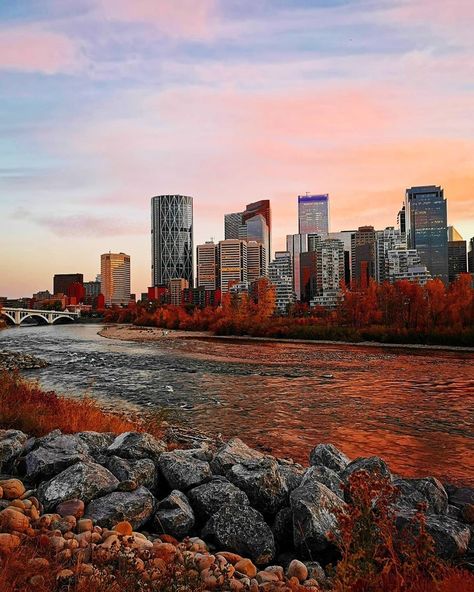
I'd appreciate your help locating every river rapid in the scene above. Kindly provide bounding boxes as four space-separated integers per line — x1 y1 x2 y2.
1 324 473 485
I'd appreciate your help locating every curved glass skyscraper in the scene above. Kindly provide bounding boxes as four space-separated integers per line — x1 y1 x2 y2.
151 195 193 287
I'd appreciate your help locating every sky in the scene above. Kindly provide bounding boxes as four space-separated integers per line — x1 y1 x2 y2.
0 0 473 298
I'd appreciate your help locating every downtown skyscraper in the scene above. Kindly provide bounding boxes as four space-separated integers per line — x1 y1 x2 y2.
298 194 329 235
151 195 194 287
405 186 448 283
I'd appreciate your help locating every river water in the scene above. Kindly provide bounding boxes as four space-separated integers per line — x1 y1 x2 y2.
1 324 473 485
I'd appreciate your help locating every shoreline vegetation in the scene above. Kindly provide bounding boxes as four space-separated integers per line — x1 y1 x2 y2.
1 371 473 591
103 276 474 348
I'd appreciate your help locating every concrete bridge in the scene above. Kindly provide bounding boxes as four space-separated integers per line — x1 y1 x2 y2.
0 307 80 326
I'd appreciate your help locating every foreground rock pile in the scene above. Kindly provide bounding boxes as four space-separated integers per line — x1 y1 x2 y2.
0 351 48 371
0 429 473 590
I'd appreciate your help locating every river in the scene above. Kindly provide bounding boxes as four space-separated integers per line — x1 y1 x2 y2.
1 324 473 485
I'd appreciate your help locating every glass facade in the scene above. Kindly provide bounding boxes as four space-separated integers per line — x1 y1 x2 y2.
405 186 448 283
298 194 329 235
151 195 193 286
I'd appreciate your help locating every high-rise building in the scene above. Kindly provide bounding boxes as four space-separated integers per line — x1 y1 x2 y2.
219 240 247 293
375 227 407 283
447 227 467 283
397 206 406 236
351 226 376 288
300 237 345 308
298 194 329 235
169 278 189 306
268 251 295 314
100 253 131 306
468 238 474 273
328 230 354 285
286 233 309 300
405 186 448 283
151 195 193 287
386 250 432 285
224 212 243 240
197 241 218 290
53 273 83 296
246 240 267 283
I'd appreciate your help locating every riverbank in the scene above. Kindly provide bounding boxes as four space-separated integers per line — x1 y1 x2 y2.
0 350 48 371
99 324 474 353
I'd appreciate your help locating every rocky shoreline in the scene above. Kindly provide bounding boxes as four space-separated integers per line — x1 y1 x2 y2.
0 429 473 590
0 350 48 371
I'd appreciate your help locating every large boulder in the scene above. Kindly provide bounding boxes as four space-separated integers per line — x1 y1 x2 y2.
309 443 350 473
85 486 156 529
396 510 471 558
107 432 166 461
447 486 474 511
341 456 392 483
202 503 276 565
0 430 27 471
25 433 92 481
277 460 305 492
76 432 116 456
227 457 288 515
188 477 250 522
158 449 212 491
301 466 344 499
394 477 448 514
152 490 195 539
37 461 119 511
210 437 265 476
290 479 346 557
106 456 157 490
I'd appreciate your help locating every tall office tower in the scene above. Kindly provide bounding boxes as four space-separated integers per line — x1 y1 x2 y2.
219 240 247 293
53 273 83 296
298 194 329 235
386 250 431 285
375 227 407 283
243 200 271 265
328 231 355 286
300 237 345 307
247 240 267 283
151 195 193 287
224 212 243 239
351 226 377 288
405 185 448 283
469 238 474 273
100 253 131 306
397 205 406 236
447 226 467 283
268 251 295 314
197 241 218 290
169 278 189 305
286 233 309 300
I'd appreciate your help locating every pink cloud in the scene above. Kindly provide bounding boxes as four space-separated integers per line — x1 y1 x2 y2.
96 0 217 39
0 25 82 74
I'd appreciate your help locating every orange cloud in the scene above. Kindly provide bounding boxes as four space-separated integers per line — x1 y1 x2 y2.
0 25 82 74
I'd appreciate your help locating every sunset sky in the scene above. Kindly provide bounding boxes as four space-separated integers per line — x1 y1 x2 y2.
1 0 473 297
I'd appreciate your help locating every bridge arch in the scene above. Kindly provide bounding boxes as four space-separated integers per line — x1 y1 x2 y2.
51 315 76 324
19 313 50 325
1 310 16 325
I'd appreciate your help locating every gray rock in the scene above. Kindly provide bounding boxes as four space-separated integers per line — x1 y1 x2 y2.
107 432 166 461
37 461 119 511
76 432 116 455
0 429 28 470
394 477 448 514
304 561 327 586
396 510 471 558
188 477 250 522
106 456 157 490
309 443 350 473
227 457 288 515
448 487 474 511
302 466 344 499
210 437 265 476
158 449 212 491
202 503 276 565
341 456 392 483
290 479 346 556
153 490 195 539
25 433 92 481
85 486 156 529
277 460 305 492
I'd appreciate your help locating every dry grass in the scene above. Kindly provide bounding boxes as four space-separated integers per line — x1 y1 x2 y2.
0 371 164 438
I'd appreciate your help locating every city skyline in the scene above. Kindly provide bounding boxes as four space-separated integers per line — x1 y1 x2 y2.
1 1 474 297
